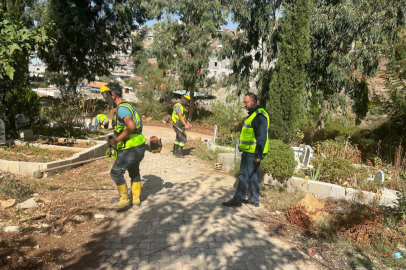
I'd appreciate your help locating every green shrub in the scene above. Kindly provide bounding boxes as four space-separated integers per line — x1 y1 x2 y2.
1 87 41 137
314 158 369 186
208 101 245 146
395 190 406 220
209 101 245 132
260 140 297 180
315 139 361 164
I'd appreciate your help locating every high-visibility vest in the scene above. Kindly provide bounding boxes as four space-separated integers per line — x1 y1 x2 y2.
96 114 109 124
171 103 186 126
238 107 270 154
114 101 146 150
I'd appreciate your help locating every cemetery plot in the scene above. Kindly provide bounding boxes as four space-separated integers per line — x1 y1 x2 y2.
0 144 73 163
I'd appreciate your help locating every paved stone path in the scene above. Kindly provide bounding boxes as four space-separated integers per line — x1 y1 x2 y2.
72 126 322 270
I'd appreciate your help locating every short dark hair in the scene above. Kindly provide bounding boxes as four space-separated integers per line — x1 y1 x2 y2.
108 82 122 97
245 92 258 103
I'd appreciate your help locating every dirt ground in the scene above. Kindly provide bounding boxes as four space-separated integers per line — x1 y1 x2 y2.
0 124 214 270
142 117 215 137
0 158 117 269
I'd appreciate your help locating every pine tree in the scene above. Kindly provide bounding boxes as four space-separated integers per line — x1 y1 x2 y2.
267 0 312 141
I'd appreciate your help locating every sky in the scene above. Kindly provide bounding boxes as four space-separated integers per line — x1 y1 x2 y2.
145 16 238 29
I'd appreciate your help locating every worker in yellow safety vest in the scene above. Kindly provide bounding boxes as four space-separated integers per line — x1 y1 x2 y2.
223 92 269 208
100 82 146 209
93 114 109 131
171 95 192 158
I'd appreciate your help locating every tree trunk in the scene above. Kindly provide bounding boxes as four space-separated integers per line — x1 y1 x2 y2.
188 86 195 121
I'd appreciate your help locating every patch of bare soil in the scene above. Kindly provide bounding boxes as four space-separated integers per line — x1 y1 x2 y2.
143 117 215 136
0 159 118 269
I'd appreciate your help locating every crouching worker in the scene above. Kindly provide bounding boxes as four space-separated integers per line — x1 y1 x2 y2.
93 114 109 131
100 83 146 208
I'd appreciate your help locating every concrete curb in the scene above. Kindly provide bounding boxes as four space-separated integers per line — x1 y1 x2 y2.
263 174 399 207
0 139 108 176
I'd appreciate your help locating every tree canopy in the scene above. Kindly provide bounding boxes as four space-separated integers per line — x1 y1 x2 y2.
220 0 282 101
151 0 227 119
38 0 150 98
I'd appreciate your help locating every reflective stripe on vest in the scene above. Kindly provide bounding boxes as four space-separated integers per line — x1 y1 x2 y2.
238 108 270 154
114 101 146 150
171 103 186 125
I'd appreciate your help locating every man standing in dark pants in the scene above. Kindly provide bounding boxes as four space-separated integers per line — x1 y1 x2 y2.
100 83 146 209
223 93 269 207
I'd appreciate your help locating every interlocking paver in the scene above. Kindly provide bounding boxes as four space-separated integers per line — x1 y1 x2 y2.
88 126 324 270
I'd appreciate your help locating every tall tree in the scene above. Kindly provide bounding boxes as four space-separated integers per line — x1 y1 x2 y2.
0 0 38 101
308 0 406 122
385 27 406 134
151 0 227 120
38 0 149 99
0 9 52 136
267 0 312 141
0 0 34 25
220 0 283 104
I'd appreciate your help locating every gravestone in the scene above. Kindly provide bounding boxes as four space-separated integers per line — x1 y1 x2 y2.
374 170 385 183
299 144 306 163
303 145 314 168
0 119 5 143
49 122 59 128
84 122 92 130
15 114 26 129
19 130 34 141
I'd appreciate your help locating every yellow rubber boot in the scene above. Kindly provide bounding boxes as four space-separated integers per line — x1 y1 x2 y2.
114 184 130 209
131 182 141 206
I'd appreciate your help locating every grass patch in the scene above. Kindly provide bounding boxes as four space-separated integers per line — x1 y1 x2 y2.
260 186 304 212
0 172 49 200
0 145 73 162
191 140 233 161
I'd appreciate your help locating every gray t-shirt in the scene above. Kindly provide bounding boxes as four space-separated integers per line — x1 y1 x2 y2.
175 106 182 114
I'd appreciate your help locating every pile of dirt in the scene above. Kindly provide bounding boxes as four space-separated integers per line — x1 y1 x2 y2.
285 194 329 229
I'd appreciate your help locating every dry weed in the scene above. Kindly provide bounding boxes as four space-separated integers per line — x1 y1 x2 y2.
285 206 315 230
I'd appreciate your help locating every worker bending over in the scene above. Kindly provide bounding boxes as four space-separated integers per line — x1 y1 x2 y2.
172 95 192 158
93 114 109 131
100 83 146 209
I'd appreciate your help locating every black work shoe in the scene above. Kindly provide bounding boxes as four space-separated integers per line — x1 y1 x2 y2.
242 199 259 207
222 198 242 207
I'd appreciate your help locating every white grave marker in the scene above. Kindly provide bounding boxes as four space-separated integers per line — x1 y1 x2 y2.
15 114 26 129
0 119 5 143
299 144 306 163
303 145 314 168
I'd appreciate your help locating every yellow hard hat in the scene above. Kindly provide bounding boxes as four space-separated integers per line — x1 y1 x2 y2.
183 95 190 101
100 84 110 93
